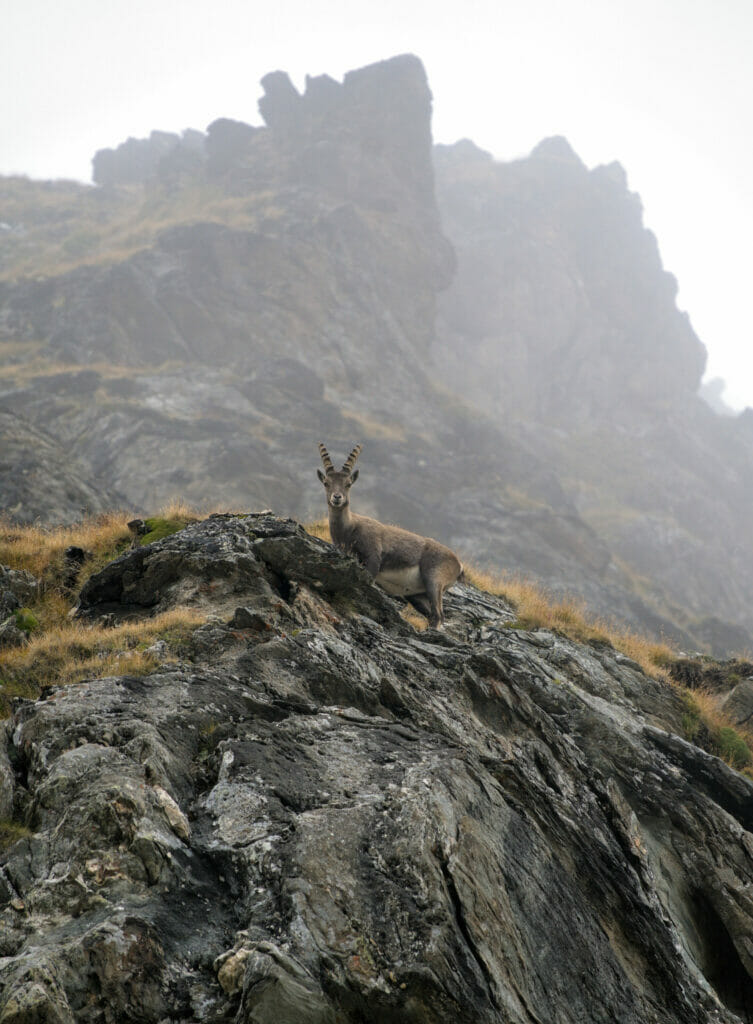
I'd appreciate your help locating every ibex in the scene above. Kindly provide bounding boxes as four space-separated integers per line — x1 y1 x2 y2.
317 443 464 627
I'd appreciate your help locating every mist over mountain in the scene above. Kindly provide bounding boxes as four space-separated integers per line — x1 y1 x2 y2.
1 53 752 655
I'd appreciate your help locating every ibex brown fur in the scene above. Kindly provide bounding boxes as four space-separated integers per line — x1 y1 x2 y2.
317 443 463 627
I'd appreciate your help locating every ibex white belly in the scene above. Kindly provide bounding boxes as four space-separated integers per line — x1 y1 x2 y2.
375 566 425 596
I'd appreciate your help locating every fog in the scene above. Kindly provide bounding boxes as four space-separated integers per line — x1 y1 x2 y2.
2 0 752 407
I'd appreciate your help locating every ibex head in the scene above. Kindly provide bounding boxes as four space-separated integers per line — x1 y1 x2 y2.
317 442 361 508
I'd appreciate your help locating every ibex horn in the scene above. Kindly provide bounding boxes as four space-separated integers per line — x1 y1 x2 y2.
342 444 362 474
318 442 335 475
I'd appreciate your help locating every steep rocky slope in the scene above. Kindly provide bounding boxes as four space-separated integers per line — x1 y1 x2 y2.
2 514 753 1022
1 54 753 653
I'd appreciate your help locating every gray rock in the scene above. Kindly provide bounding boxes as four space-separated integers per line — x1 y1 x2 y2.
0 618 27 649
0 566 38 622
722 679 753 727
1 513 752 1020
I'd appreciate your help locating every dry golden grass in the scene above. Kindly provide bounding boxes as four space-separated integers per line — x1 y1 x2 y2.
0 511 133 580
0 502 202 586
305 518 331 543
0 607 204 715
682 687 753 773
0 506 210 717
154 498 202 522
399 606 429 631
687 687 730 734
463 565 674 679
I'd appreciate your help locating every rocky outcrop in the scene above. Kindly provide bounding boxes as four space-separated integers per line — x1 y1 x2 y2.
92 129 206 187
2 514 753 1021
0 565 37 622
256 54 439 213
4 57 451 375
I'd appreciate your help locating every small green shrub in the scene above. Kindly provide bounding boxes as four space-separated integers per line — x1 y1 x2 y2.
715 727 753 770
13 608 39 635
681 694 702 742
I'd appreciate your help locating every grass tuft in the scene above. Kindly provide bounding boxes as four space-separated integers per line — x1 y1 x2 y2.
0 607 205 718
13 608 39 635
304 518 331 544
681 688 753 772
462 565 674 678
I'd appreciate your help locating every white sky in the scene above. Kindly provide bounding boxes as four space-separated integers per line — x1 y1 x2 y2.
2 0 752 408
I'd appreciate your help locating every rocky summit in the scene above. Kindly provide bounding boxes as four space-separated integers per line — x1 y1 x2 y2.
2 513 753 1022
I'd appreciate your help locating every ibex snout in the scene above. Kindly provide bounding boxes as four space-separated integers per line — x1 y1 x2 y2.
329 491 346 507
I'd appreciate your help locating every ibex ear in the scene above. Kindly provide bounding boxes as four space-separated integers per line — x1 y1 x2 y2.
350 469 359 484
317 469 326 483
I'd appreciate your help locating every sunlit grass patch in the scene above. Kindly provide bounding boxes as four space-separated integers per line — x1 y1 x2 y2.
0 511 132 582
0 607 205 717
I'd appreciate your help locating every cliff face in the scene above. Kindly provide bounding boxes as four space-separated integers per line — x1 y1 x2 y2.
432 137 753 654
1 55 753 653
3 515 753 1022
5 55 450 376
433 136 706 422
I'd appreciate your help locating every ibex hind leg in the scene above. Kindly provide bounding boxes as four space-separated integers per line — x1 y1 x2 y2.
424 577 446 629
407 593 433 620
